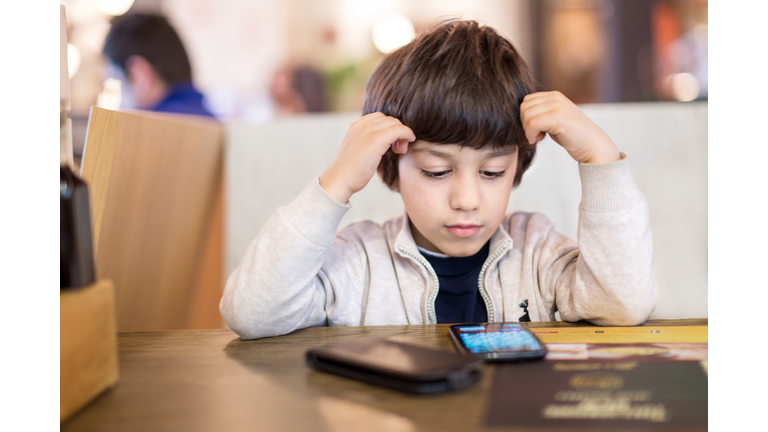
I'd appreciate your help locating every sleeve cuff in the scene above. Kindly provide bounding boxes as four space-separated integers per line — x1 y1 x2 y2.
579 152 645 213
282 177 352 246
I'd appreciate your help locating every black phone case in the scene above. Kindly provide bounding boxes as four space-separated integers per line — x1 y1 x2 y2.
306 339 482 394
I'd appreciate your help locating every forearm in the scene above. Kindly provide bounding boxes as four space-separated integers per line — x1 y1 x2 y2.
556 154 657 325
220 178 351 339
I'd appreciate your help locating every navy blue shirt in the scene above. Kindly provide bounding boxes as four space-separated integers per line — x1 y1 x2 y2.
421 241 490 324
149 81 215 118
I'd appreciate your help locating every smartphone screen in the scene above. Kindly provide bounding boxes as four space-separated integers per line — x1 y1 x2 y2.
449 323 547 361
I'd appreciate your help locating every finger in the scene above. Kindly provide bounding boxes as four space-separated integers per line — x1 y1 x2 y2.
520 96 551 119
521 92 564 113
354 112 385 127
360 111 386 121
359 114 396 130
373 116 406 130
521 91 552 107
522 110 556 144
391 140 409 154
521 92 550 106
377 123 416 147
367 116 410 135
521 100 554 125
357 113 404 131
528 90 562 99
524 115 552 144
390 123 416 143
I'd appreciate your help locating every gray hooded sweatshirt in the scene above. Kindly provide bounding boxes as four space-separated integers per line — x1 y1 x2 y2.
221 154 657 340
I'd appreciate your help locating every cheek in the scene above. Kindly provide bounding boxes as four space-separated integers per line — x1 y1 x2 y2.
398 161 442 219
399 171 428 203
397 156 420 195
484 176 516 218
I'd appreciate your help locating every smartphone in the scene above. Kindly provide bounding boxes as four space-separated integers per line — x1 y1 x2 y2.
306 337 483 394
449 322 548 362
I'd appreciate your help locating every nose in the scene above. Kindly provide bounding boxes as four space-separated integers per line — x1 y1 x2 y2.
449 174 481 212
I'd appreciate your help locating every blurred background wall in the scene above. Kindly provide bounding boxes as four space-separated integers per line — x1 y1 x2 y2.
61 0 707 156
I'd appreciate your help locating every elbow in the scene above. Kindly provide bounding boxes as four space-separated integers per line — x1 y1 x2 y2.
220 304 278 340
220 286 301 340
228 323 269 341
219 268 326 340
219 268 278 340
220 298 255 340
219 285 276 341
604 286 658 326
607 307 653 326
588 307 652 327
220 297 284 340
581 282 657 327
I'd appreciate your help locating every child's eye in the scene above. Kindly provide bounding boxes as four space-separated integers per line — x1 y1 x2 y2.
421 169 451 179
481 170 506 179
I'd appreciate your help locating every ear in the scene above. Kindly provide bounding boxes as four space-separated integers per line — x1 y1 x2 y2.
124 55 158 96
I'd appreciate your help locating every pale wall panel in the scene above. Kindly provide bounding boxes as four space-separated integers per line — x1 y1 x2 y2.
226 102 707 320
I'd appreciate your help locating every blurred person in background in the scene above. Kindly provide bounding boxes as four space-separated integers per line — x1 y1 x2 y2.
102 14 214 118
269 65 327 116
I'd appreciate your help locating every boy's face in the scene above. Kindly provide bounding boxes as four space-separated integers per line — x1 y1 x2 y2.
397 141 518 257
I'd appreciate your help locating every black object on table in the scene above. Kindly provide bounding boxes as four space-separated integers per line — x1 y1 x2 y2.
60 166 95 289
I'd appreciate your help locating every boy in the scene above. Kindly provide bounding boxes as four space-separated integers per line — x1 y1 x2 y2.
221 20 656 340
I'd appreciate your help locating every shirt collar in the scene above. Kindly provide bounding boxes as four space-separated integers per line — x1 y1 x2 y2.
149 81 199 108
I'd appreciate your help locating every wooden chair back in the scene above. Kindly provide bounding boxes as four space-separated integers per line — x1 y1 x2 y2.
80 107 224 331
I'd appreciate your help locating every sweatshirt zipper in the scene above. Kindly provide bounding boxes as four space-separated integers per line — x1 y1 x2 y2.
397 245 441 324
398 239 511 324
476 239 511 323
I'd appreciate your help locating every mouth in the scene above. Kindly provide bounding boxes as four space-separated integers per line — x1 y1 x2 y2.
445 224 482 237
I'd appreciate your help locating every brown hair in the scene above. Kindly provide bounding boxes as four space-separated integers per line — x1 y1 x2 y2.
364 20 537 189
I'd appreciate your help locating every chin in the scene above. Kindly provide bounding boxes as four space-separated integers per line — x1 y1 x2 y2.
440 242 484 258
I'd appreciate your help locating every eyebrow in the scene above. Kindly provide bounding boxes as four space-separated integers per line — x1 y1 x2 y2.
410 146 516 159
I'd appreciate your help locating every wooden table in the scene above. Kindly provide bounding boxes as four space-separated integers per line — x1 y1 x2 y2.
61 319 707 432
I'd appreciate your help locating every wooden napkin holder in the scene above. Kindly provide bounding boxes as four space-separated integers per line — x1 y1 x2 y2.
60 279 119 422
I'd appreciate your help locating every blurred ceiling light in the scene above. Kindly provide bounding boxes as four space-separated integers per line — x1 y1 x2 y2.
96 78 122 110
372 14 415 54
67 44 81 78
98 0 135 16
671 72 700 102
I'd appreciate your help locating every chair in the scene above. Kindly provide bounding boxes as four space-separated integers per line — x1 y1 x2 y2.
80 107 224 331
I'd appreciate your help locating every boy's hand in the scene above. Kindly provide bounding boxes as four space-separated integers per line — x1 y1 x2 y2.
521 91 620 164
319 113 415 204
